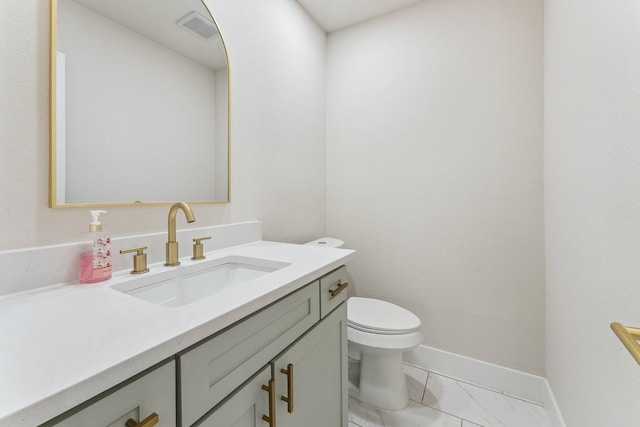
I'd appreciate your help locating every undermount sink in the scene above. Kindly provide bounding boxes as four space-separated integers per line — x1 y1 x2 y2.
111 256 289 307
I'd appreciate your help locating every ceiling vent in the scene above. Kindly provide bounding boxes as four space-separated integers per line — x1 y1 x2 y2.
177 11 218 40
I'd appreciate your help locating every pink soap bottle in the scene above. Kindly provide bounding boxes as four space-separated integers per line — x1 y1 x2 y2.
78 210 112 284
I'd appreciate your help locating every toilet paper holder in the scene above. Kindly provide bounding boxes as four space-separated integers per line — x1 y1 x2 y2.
610 322 640 364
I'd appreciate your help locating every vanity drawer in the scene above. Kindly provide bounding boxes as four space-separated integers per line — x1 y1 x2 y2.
45 360 176 427
178 282 320 427
319 266 349 318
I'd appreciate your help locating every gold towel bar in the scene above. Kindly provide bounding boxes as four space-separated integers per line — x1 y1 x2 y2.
610 322 640 365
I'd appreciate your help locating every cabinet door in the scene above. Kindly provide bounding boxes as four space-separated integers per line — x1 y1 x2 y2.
273 302 348 427
47 360 176 427
196 366 271 427
179 282 319 426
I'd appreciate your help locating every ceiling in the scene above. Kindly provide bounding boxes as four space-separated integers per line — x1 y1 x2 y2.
68 0 227 69
295 0 424 32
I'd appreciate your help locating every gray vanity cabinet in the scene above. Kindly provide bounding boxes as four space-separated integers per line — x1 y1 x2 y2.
273 302 348 427
195 299 348 427
195 366 272 427
178 283 320 426
42 266 349 427
45 360 176 427
184 266 349 427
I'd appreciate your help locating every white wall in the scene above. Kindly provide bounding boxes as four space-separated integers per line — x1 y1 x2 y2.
327 0 545 374
0 0 326 254
544 0 640 424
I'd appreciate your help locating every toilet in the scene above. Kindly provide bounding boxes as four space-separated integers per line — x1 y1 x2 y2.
305 238 424 410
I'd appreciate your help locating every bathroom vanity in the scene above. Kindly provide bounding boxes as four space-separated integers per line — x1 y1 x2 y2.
0 240 354 427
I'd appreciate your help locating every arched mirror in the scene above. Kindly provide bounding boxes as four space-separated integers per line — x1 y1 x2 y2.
49 0 229 207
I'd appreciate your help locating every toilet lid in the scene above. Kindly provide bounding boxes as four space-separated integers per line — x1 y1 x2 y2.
348 297 421 335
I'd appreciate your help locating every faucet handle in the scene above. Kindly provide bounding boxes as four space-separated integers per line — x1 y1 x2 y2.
120 246 150 274
192 236 211 260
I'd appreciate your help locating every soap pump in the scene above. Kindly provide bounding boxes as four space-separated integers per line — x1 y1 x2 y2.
78 210 112 284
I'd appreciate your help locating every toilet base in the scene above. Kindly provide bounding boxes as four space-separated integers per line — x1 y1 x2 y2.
349 349 409 410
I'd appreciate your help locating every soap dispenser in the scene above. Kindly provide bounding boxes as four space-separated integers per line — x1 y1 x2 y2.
78 210 112 284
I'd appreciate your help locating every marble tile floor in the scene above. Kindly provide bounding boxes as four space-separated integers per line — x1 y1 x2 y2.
348 363 553 427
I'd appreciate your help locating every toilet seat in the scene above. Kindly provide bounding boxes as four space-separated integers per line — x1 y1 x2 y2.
348 297 421 335
346 296 424 410
348 326 423 352
347 297 423 352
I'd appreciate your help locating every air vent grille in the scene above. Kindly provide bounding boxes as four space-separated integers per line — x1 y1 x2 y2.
177 11 218 40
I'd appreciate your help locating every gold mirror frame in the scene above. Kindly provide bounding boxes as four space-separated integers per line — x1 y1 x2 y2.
49 0 231 208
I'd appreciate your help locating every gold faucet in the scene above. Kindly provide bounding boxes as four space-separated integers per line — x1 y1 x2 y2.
165 202 196 266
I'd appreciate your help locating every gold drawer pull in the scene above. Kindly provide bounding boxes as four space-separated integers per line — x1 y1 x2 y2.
328 281 348 298
280 363 294 413
262 379 276 426
125 412 158 427
611 322 640 364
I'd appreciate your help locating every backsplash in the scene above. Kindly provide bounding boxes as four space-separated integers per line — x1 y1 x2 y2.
0 221 262 296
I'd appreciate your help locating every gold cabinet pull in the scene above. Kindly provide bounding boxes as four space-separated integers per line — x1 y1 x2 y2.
192 236 211 260
280 363 294 413
120 246 150 274
611 322 640 364
125 412 159 427
328 281 348 298
261 378 276 426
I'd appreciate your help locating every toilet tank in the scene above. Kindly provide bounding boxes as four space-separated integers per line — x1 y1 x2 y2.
304 237 344 248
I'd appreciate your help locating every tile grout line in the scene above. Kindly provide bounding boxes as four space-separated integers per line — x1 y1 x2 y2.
350 392 485 427
405 361 506 398
349 363 549 427
425 370 505 395
421 370 429 403
419 402 475 427
500 390 545 407
420 375 471 427
417 368 482 426
420 370 498 427
422 369 545 408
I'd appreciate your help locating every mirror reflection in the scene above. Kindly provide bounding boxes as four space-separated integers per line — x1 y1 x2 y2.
51 0 229 206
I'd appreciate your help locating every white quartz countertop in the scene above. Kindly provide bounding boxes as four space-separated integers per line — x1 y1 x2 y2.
0 241 354 427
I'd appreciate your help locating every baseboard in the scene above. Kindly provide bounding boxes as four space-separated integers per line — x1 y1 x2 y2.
543 378 567 427
403 344 566 426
